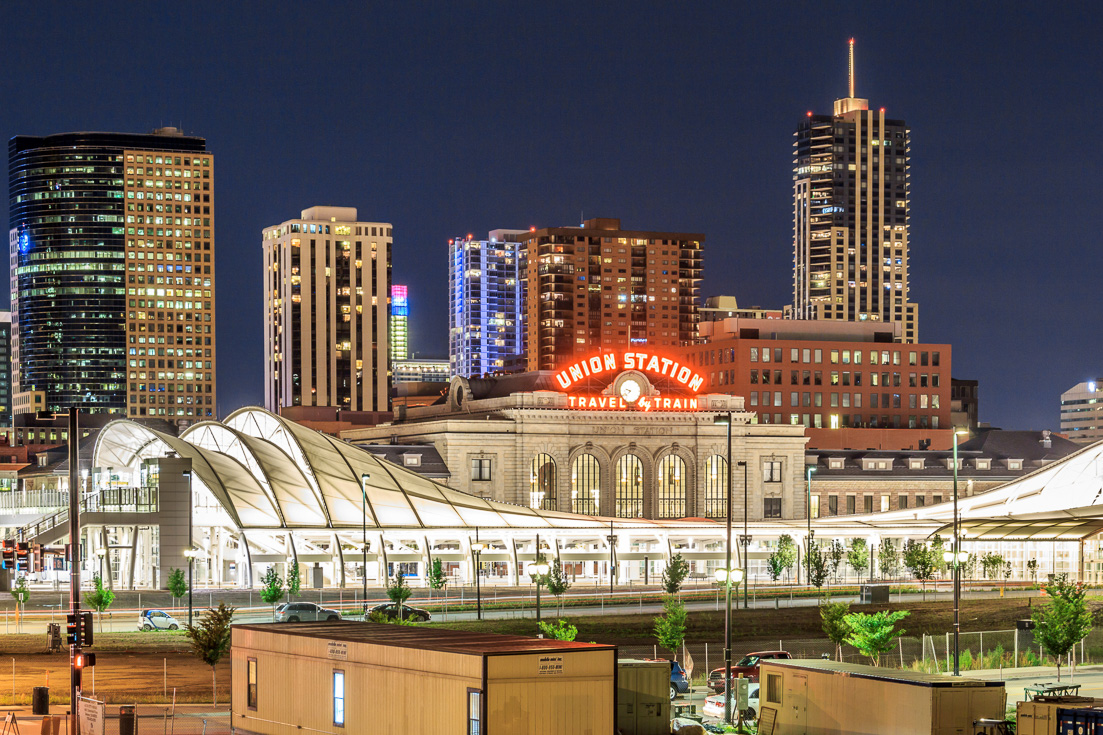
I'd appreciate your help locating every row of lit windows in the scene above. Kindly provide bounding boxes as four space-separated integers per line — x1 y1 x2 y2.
759 412 939 430
124 154 209 167
750 390 940 409
745 370 941 388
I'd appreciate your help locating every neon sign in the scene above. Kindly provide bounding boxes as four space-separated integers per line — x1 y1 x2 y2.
555 352 704 392
567 395 699 411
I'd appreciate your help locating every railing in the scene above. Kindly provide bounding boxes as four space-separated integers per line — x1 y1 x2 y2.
0 488 68 514
5 486 158 540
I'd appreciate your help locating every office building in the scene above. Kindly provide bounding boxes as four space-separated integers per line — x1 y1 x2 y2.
792 40 918 342
522 217 703 371
951 378 980 431
391 358 449 384
1060 380 1103 443
390 284 408 361
674 317 951 450
699 296 784 322
448 230 526 378
9 129 215 427
0 312 10 424
263 206 391 413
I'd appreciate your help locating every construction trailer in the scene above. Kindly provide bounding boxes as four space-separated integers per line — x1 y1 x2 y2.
230 621 616 735
616 659 670 735
758 659 1005 735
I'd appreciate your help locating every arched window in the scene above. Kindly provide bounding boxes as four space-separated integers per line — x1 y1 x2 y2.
571 454 600 515
615 454 644 518
657 455 687 519
704 455 728 519
529 454 556 510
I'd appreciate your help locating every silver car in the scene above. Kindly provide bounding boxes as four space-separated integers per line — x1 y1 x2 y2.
275 602 342 622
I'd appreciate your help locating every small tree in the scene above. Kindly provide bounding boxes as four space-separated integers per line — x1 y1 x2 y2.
777 535 798 582
662 554 690 595
11 576 29 607
805 541 830 599
387 571 413 621
847 539 870 581
963 553 979 580
930 535 948 577
83 573 116 633
766 549 787 583
186 602 235 705
167 567 188 603
286 561 302 601
820 600 850 661
843 610 910 666
427 558 447 592
545 558 571 615
538 619 578 641
1032 576 1093 681
903 540 936 600
878 540 899 580
828 540 846 584
259 566 284 615
1027 558 1039 585
654 596 687 658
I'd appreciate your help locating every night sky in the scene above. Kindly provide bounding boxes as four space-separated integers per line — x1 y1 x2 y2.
1 3 1100 431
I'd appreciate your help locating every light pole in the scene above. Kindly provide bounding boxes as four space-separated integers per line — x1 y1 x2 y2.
534 534 549 630
714 566 744 726
183 548 197 627
183 467 194 627
361 473 370 617
472 529 485 621
738 460 749 609
94 548 106 583
944 428 970 675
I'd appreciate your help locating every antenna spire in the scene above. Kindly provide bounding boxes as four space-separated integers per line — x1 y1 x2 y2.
848 38 855 98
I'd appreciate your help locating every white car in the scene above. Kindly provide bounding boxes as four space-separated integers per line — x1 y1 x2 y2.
702 683 760 721
138 609 181 631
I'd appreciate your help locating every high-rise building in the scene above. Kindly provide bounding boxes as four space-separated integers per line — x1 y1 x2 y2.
448 229 527 378
1060 381 1103 444
263 206 391 413
792 40 917 342
390 284 409 362
8 129 215 427
0 311 10 424
522 217 703 372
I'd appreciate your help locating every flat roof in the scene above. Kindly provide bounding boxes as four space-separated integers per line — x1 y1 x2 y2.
764 659 1003 688
233 621 616 657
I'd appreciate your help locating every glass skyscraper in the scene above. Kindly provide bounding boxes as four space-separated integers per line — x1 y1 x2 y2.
8 129 214 424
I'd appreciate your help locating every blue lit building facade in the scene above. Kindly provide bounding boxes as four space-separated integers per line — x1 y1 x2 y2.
448 229 527 378
8 130 210 422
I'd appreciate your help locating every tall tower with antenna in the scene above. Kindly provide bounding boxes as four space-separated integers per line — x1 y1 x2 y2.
792 38 917 342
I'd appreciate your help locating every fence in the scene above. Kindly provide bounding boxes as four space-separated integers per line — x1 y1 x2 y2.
20 710 233 735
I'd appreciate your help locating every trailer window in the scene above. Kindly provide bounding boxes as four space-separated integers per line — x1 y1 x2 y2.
468 688 483 735
766 673 782 704
246 658 257 709
333 670 345 727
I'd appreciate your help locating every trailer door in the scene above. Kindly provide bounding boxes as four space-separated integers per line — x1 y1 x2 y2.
786 673 808 733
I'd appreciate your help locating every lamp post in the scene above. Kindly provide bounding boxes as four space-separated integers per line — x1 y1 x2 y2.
361 474 370 618
472 530 485 621
945 428 970 675
806 465 817 586
534 534 550 630
714 566 744 726
94 548 106 582
183 548 197 627
737 460 749 609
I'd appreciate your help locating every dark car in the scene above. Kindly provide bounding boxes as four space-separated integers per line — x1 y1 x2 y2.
648 659 690 700
707 651 791 692
367 603 431 623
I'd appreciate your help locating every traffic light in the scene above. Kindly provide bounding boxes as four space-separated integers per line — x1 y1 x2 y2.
14 543 28 572
1 541 13 570
73 652 95 669
80 612 94 647
66 613 81 646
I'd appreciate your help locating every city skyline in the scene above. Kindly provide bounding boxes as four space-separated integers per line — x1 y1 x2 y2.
0 3 1100 431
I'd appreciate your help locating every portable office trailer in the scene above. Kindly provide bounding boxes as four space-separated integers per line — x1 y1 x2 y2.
1017 697 1101 735
758 660 1005 735
616 660 669 735
231 622 616 735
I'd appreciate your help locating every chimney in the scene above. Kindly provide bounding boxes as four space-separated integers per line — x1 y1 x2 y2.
1041 430 1052 449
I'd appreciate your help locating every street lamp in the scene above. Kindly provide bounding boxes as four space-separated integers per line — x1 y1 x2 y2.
806 465 817 584
948 428 970 675
361 473 370 618
534 535 550 629
182 548 198 627
714 566 745 726
471 536 486 621
94 548 106 582
737 460 749 610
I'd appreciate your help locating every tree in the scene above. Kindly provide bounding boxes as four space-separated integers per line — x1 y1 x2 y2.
903 540 936 600
878 540 899 580
777 535 798 581
828 540 846 584
820 600 850 661
1027 558 1039 585
427 558 447 592
538 619 578 641
662 554 690 595
186 602 235 705
286 561 302 601
847 539 870 581
167 567 188 603
11 576 29 606
83 573 116 633
544 558 571 615
930 535 947 577
963 553 979 580
805 541 830 599
387 571 413 621
1032 576 1093 681
654 596 687 658
259 566 284 614
843 610 910 666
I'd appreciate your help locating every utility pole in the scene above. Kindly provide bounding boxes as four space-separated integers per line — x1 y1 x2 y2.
67 408 80 734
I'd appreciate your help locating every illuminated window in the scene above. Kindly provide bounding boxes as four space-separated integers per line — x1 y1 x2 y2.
247 658 257 709
704 455 728 519
571 454 600 515
656 455 686 518
615 454 644 518
333 670 345 727
529 454 556 511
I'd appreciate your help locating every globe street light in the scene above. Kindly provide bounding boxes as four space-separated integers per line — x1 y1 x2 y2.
471 539 486 621
714 566 745 726
806 465 817 584
534 540 550 630
182 547 198 627
949 428 970 675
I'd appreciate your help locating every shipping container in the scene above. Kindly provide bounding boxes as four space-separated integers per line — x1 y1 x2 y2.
616 660 670 735
1017 697 1100 735
758 659 1005 735
1056 707 1103 735
231 621 616 735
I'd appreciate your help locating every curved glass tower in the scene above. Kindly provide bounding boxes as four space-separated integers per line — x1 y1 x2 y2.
8 130 211 422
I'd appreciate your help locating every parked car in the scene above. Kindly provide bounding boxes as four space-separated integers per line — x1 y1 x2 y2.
275 602 342 622
702 682 761 721
646 659 690 700
137 609 181 631
707 651 791 691
366 603 431 623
